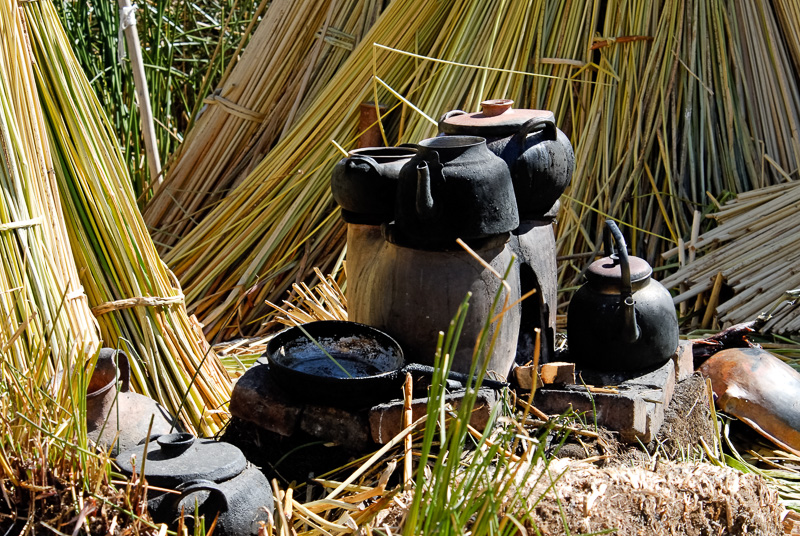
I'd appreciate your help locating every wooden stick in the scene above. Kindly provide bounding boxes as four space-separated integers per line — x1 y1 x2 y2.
117 0 162 186
402 373 413 486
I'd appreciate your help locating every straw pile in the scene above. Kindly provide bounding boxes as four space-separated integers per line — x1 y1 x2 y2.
145 0 387 250
160 0 605 340
21 0 231 435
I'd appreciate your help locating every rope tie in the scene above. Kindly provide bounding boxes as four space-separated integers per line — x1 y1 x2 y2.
91 293 184 316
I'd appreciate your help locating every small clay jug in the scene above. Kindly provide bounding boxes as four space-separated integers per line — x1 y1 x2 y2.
86 348 177 456
331 146 416 224
439 99 574 219
116 433 274 536
394 135 518 248
567 220 678 371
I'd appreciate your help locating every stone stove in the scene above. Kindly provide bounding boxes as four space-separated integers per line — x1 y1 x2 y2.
229 358 498 452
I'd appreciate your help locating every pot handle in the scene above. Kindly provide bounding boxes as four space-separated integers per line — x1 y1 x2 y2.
345 153 380 174
604 219 640 343
402 363 508 391
514 117 557 145
165 479 229 519
439 110 467 123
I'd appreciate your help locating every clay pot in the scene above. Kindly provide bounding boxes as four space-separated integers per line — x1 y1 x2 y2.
567 220 678 371
699 348 800 457
86 348 177 456
348 233 521 379
331 146 416 224
116 433 274 536
438 99 574 219
394 136 519 248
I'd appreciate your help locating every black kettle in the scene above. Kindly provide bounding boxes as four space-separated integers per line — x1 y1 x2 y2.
116 433 273 535
567 220 678 371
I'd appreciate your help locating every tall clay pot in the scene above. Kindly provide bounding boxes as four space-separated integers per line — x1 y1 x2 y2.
349 234 521 379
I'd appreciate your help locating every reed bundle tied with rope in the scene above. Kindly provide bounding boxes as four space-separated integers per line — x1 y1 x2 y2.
661 181 800 333
21 0 232 436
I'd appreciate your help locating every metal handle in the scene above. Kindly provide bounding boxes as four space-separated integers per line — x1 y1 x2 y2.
605 219 640 343
346 153 380 174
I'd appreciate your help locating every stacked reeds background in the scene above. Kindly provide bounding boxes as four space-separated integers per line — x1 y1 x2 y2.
138 0 800 339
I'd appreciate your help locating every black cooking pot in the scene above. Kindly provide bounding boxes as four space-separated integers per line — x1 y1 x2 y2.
265 321 507 407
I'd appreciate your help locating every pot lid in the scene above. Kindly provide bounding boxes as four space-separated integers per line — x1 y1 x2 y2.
585 255 653 286
115 433 247 489
439 99 555 137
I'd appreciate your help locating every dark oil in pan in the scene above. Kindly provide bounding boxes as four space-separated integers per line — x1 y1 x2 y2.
290 353 383 379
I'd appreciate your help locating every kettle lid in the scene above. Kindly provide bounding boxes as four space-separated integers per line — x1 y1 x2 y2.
439 99 555 137
585 255 653 287
115 433 247 488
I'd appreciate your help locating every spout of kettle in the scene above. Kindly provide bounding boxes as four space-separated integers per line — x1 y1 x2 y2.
415 161 436 219
622 295 641 344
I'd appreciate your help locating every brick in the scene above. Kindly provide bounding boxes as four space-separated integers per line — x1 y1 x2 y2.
369 388 497 444
229 364 301 437
540 362 576 385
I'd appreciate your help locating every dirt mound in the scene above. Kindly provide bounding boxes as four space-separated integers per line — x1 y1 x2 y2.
528 459 782 535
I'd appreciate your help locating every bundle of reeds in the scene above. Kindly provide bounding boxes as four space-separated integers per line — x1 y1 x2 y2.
0 2 110 530
145 0 386 250
22 0 231 436
161 0 605 340
661 181 800 333
551 0 800 300
0 0 99 368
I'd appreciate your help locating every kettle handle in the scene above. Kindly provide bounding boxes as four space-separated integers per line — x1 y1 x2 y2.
605 219 641 343
515 117 557 145
604 220 632 297
166 479 229 517
415 151 441 220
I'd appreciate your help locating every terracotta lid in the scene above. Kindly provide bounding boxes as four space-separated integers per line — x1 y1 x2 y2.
585 255 653 287
439 99 555 137
116 433 246 489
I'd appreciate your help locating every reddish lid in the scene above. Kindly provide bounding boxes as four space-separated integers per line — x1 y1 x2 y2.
439 99 555 137
586 255 653 288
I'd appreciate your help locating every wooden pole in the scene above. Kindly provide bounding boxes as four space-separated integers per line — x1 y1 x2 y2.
118 0 162 186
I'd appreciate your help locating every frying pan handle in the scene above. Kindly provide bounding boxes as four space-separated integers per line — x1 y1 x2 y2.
402 363 508 391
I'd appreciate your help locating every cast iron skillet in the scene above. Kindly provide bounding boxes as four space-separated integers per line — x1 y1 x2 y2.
265 320 507 407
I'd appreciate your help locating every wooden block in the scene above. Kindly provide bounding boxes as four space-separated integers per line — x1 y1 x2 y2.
514 365 542 391
540 361 576 385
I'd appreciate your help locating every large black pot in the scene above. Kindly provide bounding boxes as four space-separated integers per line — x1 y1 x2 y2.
265 320 507 407
116 433 273 536
439 99 574 219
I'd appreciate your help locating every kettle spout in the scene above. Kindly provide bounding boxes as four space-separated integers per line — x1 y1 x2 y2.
622 295 641 344
416 161 436 219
